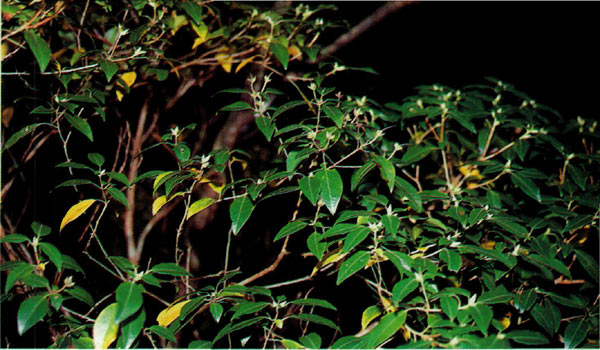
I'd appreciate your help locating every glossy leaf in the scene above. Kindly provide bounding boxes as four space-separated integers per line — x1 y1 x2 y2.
2 123 42 151
322 105 343 127
93 303 119 350
392 277 419 304
306 232 326 261
440 295 458 321
39 242 63 270
66 286 94 306
230 196 254 235
269 42 289 69
231 301 269 320
505 330 549 345
274 221 307 241
149 325 176 343
291 313 340 331
299 333 322 349
187 198 216 220
210 303 224 323
290 298 337 311
24 30 51 72
365 311 407 348
98 58 118 82
60 199 96 231
17 295 49 335
156 300 191 327
298 173 322 206
151 263 191 276
468 303 493 335
564 318 587 349
319 168 343 215
439 249 461 272
115 282 144 322
514 289 537 312
5 263 34 293
351 161 376 191
336 251 369 285
0 233 30 243
372 154 395 193
511 172 541 203
64 113 94 141
361 305 382 330
107 187 129 208
118 308 145 349
213 316 264 343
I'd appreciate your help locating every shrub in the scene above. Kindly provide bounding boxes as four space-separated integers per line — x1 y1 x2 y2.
1 1 598 348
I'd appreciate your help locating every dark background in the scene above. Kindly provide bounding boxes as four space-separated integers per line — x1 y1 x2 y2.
331 2 598 120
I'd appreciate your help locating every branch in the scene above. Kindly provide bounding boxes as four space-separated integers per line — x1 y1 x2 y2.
316 1 417 62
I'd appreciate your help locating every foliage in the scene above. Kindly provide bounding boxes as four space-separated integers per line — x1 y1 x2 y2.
1 1 599 348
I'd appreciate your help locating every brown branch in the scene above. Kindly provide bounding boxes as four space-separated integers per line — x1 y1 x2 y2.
239 236 290 286
316 1 417 62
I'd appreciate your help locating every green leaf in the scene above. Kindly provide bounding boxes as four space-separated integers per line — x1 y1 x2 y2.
440 295 458 321
286 149 313 173
478 286 513 304
290 298 337 311
468 303 493 335
543 291 585 309
468 208 488 227
319 168 343 215
65 113 94 141
149 325 176 343
273 100 306 119
0 233 30 243
336 251 369 285
98 58 118 82
291 313 340 331
366 311 407 348
526 253 572 279
400 144 435 165
531 300 561 336
461 245 517 269
213 316 264 344
274 221 307 241
255 116 274 141
491 216 528 239
269 42 289 69
181 1 203 25
381 214 401 235
505 330 549 345
322 105 343 127
210 303 224 323
187 198 215 221
299 173 322 206
513 289 537 312
392 277 419 304
2 123 42 151
299 333 321 349
575 249 599 283
351 161 375 191
330 336 366 349
307 232 326 261
564 318 587 349
5 262 34 293
394 176 423 213
342 225 370 253
55 179 96 189
439 249 461 272
188 340 212 349
230 196 254 235
107 187 129 209
115 282 144 323
24 30 52 72
563 214 594 233
22 274 49 289
372 154 395 193
93 303 119 350
39 242 63 270
361 305 382 330
106 172 130 187
219 101 253 112
384 250 413 275
511 172 541 202
118 308 145 349
231 301 269 320
281 339 305 349
66 286 94 306
151 263 191 276
17 295 49 335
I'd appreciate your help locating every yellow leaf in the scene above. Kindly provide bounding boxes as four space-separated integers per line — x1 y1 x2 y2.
119 72 137 88
1 43 9 59
498 315 511 330
235 55 257 74
215 52 233 73
153 171 175 192
466 182 479 190
361 305 382 331
191 22 208 49
208 182 225 194
60 199 96 231
116 90 124 102
366 248 388 268
380 296 397 313
311 247 343 276
186 198 215 220
480 241 496 249
231 156 248 170
93 303 119 350
400 326 411 341
196 176 211 183
156 300 191 327
152 195 167 215
288 45 302 59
